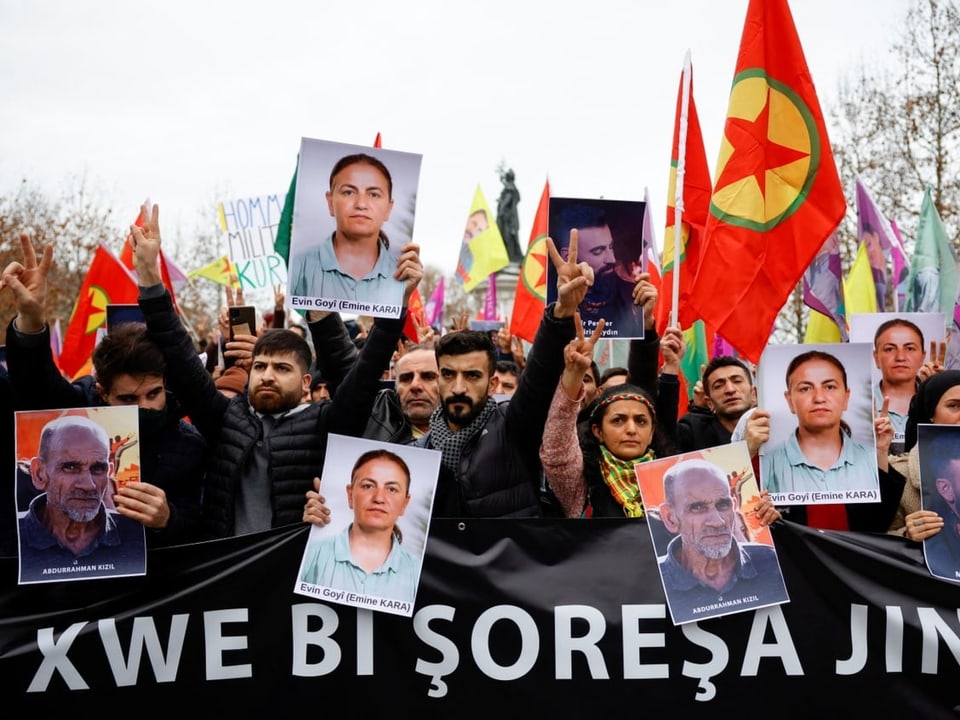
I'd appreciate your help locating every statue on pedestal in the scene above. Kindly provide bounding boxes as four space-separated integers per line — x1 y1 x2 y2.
497 165 523 265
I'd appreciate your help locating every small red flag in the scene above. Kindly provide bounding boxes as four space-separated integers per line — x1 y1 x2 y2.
402 288 424 343
374 131 423 342
509 179 550 343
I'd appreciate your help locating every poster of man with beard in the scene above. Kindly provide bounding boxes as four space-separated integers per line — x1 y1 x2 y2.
15 406 145 584
546 197 646 340
637 442 790 625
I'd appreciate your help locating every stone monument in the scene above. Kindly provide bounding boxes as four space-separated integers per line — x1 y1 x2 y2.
496 165 523 266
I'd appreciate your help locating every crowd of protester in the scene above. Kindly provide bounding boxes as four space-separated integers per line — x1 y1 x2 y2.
0 204 956 572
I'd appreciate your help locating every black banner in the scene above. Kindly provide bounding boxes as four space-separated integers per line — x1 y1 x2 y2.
2 520 959 717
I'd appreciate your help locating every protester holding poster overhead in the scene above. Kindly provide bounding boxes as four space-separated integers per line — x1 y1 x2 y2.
287 139 423 318
132 204 416 539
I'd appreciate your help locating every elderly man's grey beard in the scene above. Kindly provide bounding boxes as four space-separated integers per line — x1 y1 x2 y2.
695 533 733 560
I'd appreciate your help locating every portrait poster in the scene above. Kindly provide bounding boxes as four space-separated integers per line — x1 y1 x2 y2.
468 319 504 347
287 137 423 319
105 303 147 332
636 442 790 625
545 197 646 340
757 342 879 506
848 312 946 348
15 406 145 585
849 312 946 453
917 424 960 584
293 434 441 617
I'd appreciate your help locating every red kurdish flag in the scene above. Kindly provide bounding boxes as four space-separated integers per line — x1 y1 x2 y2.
402 287 424 343
509 179 550 343
656 55 712 338
687 0 845 363
59 243 140 380
372 130 422 342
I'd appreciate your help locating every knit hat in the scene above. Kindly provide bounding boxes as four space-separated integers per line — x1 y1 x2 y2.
215 366 248 395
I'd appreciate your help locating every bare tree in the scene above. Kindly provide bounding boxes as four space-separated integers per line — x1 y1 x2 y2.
0 176 119 342
832 0 960 247
0 180 235 349
775 0 960 341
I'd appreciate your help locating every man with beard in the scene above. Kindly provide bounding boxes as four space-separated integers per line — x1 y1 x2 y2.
2 234 205 548
657 459 787 625
130 203 419 538
551 203 644 339
18 416 146 581
414 235 590 517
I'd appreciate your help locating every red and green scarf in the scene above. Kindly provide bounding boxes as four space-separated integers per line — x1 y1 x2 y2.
598 444 655 518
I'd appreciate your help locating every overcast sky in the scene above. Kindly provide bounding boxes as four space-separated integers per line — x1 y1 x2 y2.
0 0 903 306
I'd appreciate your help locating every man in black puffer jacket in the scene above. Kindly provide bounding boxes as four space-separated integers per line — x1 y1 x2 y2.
413 239 591 518
131 204 421 538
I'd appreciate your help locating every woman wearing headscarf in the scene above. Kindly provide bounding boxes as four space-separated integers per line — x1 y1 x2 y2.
888 370 960 540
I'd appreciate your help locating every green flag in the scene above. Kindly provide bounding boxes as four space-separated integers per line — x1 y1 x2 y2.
680 320 710 402
904 188 959 315
273 157 299 265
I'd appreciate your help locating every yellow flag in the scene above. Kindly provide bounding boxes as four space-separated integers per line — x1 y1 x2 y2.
843 242 878 315
804 309 842 343
188 255 240 288
455 185 510 292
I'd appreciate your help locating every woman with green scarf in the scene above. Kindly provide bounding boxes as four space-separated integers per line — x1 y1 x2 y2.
539 316 681 518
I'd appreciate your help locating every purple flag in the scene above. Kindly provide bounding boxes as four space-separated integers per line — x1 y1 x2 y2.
712 333 737 359
891 220 909 312
50 317 62 364
483 273 497 321
802 231 848 341
424 276 444 329
856 177 907 312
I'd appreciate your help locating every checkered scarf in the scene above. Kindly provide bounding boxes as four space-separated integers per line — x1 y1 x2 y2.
598 443 655 518
428 397 498 474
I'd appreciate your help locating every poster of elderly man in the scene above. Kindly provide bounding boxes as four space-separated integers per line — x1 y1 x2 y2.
637 442 790 625
15 406 145 584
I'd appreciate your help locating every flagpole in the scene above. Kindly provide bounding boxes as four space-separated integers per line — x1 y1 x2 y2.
642 186 660 273
671 51 692 329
